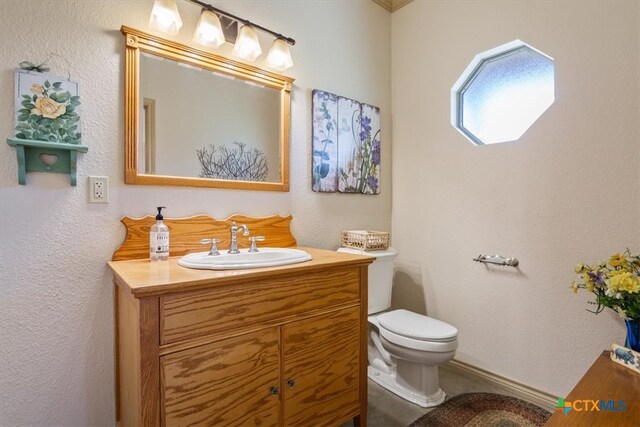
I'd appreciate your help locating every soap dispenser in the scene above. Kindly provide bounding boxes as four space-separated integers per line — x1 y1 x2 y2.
150 206 169 261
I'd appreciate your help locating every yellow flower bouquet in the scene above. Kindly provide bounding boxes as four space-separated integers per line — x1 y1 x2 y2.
572 249 640 350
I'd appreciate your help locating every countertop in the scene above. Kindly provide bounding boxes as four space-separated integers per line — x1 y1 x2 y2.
545 350 640 426
108 246 374 298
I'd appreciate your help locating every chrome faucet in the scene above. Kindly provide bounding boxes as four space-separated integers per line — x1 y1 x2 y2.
229 222 250 254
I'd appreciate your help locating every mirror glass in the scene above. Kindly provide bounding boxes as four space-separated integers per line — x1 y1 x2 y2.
139 54 280 181
122 26 293 191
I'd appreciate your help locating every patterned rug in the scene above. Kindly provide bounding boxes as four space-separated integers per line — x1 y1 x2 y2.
408 393 551 427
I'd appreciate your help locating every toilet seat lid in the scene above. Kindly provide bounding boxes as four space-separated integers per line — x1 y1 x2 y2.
378 309 458 342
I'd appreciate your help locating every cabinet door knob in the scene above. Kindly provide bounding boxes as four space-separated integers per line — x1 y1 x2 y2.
270 386 279 396
287 379 296 388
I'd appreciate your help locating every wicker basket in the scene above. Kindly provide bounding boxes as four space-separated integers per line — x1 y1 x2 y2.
340 230 389 251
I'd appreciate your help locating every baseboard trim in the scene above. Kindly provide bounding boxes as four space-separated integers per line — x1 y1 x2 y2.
443 359 557 412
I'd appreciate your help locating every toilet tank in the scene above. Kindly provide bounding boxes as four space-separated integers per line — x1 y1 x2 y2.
337 247 398 314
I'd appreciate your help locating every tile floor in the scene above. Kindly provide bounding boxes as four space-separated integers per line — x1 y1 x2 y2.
344 364 524 427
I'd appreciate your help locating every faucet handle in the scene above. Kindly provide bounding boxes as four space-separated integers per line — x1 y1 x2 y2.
248 236 265 253
200 238 221 256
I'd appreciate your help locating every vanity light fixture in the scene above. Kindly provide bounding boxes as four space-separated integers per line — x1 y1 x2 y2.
193 9 225 48
147 0 295 70
232 24 262 62
266 38 294 71
149 0 183 35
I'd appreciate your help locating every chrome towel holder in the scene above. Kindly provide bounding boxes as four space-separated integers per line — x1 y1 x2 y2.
473 254 519 267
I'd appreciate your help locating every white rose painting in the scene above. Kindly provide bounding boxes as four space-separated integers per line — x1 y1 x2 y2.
14 69 81 144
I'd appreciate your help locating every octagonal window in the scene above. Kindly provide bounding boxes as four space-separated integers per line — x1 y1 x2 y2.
451 40 554 145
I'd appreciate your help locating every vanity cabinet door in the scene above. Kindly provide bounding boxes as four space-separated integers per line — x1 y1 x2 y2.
161 327 280 426
282 306 361 427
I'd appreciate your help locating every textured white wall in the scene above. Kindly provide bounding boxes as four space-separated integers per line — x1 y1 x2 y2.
0 0 391 424
391 1 640 396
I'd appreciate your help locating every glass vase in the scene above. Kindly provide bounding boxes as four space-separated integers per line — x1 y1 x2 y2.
624 318 640 351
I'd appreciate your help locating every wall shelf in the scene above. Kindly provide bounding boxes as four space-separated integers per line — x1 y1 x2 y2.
6 138 88 186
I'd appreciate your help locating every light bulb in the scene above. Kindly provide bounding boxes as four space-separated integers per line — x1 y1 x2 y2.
193 10 225 48
148 0 183 36
232 25 262 62
266 38 293 71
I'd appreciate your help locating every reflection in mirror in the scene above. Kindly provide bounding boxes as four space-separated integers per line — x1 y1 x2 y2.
139 54 280 181
122 26 293 191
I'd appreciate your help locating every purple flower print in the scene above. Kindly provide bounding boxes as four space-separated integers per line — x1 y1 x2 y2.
360 116 372 141
361 116 372 133
367 176 378 192
371 137 380 165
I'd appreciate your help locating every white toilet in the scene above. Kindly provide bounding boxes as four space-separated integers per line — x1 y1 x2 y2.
338 247 458 407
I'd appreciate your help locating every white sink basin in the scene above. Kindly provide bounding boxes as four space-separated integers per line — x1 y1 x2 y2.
178 248 312 270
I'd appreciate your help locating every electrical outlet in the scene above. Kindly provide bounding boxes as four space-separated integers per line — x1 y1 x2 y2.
89 176 109 203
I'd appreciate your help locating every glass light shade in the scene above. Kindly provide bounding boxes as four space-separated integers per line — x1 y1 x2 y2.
266 38 293 71
149 0 183 36
193 10 225 48
232 25 262 62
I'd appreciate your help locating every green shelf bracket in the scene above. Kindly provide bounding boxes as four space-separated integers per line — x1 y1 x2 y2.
6 138 88 186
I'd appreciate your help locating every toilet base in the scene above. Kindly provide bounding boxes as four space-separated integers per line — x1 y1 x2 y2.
368 365 446 407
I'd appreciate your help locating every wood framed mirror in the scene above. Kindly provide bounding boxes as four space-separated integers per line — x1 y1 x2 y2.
122 26 293 191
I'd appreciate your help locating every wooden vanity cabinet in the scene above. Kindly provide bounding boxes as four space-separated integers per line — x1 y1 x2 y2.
283 306 360 426
161 326 281 426
110 247 372 427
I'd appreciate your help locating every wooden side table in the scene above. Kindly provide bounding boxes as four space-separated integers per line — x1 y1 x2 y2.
545 350 640 426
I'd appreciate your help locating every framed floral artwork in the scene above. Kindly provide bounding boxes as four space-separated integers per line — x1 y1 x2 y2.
14 69 81 144
312 89 338 192
312 89 380 194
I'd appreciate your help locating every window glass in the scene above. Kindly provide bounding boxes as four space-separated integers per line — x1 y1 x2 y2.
452 41 554 145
